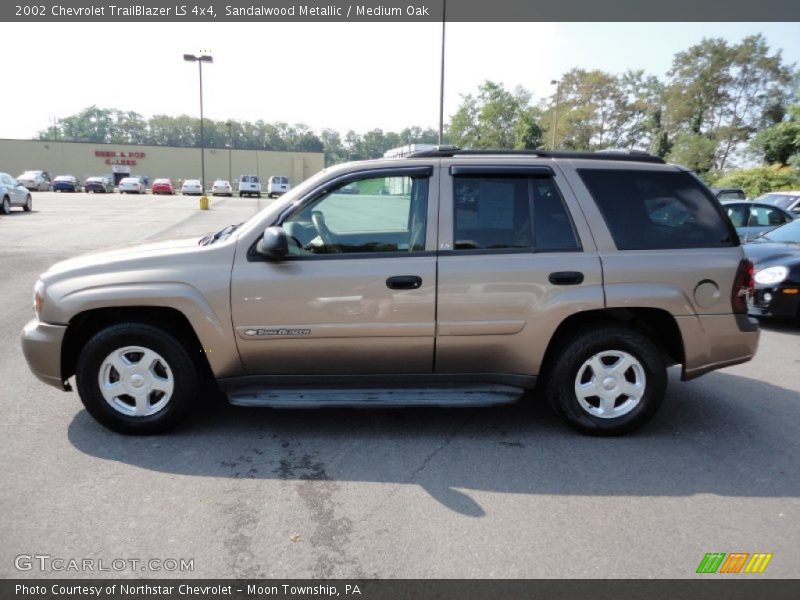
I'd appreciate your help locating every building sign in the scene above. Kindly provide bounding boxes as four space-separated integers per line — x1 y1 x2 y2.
95 150 146 166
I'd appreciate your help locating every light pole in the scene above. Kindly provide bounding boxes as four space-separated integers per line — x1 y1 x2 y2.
438 0 447 145
550 79 561 150
183 52 213 197
226 120 233 184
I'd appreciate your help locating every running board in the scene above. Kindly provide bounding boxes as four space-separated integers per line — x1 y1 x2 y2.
227 384 524 409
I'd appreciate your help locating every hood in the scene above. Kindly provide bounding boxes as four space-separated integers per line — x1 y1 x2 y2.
42 237 202 281
743 241 800 265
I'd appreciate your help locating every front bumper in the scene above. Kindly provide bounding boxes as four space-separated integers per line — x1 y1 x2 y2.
749 285 800 319
676 313 760 380
21 319 68 390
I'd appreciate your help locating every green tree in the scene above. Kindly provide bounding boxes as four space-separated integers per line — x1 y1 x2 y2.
749 101 800 165
664 34 795 169
712 164 800 197
667 133 718 177
450 81 541 149
320 128 346 165
541 69 662 151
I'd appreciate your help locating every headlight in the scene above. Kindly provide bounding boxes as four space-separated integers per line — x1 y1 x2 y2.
33 279 45 319
754 266 789 286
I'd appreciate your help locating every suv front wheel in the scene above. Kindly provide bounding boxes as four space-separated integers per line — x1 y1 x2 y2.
75 323 198 434
546 326 667 436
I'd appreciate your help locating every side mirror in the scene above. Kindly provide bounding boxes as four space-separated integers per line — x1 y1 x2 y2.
256 226 288 260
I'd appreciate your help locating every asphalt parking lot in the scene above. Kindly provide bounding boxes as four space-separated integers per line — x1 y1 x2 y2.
1 191 799 578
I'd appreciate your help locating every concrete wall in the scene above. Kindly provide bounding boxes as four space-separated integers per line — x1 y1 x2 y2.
0 139 325 189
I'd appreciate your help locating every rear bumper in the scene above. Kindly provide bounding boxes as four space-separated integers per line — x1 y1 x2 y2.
21 319 68 390
676 313 759 381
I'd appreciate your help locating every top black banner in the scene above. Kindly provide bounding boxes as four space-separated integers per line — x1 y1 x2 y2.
3 0 800 22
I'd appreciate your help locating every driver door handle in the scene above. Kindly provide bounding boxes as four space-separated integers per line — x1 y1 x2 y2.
386 275 422 290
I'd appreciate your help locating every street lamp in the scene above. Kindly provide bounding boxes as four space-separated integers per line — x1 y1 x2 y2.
438 0 447 145
550 79 561 150
226 120 233 184
183 52 213 195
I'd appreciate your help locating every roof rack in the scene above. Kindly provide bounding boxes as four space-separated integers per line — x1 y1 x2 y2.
405 146 665 164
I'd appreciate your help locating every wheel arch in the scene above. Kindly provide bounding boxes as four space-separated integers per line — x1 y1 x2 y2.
539 307 685 380
61 306 214 385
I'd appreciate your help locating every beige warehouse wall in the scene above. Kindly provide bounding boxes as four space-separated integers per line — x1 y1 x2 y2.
0 139 325 189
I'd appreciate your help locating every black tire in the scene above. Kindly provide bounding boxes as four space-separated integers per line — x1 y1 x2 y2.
545 325 667 436
24 195 32 212
1 196 10 214
75 323 198 435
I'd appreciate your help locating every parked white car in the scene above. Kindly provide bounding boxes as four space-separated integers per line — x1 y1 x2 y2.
118 177 146 194
211 179 233 196
16 170 51 191
238 174 261 198
1 171 33 213
267 175 291 198
181 179 203 195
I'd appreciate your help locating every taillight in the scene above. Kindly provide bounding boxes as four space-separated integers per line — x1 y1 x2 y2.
731 258 754 314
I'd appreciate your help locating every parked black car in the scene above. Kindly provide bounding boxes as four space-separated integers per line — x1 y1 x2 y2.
83 176 114 193
744 219 800 320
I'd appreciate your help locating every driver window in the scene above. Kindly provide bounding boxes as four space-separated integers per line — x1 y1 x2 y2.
282 175 429 256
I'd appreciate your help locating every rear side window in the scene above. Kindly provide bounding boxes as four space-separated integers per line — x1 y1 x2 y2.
453 175 580 252
578 169 735 250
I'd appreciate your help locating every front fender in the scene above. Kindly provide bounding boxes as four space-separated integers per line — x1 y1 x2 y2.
50 282 243 378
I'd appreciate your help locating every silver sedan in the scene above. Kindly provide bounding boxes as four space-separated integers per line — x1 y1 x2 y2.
0 171 32 213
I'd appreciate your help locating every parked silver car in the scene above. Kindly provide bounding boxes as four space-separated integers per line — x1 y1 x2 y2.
16 170 51 191
755 190 800 215
1 171 33 213
721 200 797 242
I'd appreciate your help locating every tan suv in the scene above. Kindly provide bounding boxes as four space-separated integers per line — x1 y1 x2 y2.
21 148 759 436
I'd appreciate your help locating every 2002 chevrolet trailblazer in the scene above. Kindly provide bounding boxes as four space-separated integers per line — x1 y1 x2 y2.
21 148 759 435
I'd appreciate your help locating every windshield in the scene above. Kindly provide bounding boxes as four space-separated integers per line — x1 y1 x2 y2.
756 194 796 210
759 218 800 243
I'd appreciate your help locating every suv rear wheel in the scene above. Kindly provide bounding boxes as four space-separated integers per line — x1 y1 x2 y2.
75 323 198 434
546 326 667 435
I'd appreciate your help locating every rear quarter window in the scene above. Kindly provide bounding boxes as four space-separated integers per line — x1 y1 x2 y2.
578 169 736 250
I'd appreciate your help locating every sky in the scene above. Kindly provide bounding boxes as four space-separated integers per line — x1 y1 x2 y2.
0 21 798 139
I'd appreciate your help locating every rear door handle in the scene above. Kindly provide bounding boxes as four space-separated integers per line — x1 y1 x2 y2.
548 271 584 285
386 275 422 290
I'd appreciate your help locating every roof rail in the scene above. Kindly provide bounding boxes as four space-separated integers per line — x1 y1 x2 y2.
405 146 665 164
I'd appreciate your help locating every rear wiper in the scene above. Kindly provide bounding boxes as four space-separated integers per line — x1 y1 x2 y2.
199 223 242 245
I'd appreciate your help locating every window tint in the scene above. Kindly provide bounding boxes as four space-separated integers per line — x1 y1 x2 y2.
578 169 734 250
282 175 428 255
453 176 579 252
